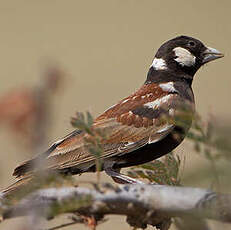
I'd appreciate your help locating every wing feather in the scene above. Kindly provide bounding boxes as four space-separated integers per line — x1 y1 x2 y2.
13 84 181 177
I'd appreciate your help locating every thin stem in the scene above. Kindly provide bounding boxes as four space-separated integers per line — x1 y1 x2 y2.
46 221 79 230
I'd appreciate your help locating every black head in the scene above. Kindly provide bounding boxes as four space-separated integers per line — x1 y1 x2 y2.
147 35 223 84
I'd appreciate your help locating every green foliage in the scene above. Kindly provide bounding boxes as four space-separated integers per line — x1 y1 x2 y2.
186 113 231 186
127 152 181 185
71 112 94 135
187 113 231 160
71 112 106 182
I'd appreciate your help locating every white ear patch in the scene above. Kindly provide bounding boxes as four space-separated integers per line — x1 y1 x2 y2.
173 47 196 67
151 58 167 70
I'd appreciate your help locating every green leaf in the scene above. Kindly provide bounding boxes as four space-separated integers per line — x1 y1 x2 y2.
87 111 94 126
127 152 181 186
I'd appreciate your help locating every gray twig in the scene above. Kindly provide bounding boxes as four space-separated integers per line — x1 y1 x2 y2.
2 184 231 228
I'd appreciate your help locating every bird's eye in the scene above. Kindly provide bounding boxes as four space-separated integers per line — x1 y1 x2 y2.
188 41 196 47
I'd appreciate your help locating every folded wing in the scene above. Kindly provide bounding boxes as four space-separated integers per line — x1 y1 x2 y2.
13 83 180 178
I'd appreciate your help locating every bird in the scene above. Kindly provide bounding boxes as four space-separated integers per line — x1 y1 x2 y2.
2 35 224 196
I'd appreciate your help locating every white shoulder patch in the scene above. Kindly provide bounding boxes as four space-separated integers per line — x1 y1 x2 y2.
151 58 167 70
144 94 172 109
173 47 196 67
159 82 178 93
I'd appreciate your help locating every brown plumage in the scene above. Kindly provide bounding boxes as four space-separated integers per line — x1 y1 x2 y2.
1 35 224 197
13 83 177 177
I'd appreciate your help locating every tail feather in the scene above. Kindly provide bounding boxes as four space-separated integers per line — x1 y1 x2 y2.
13 159 37 178
13 142 59 178
1 176 33 199
13 129 83 177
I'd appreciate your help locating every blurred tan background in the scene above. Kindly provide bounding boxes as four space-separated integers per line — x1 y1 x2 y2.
0 0 230 229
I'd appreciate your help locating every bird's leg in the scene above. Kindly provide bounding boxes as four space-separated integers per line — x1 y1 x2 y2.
105 167 145 184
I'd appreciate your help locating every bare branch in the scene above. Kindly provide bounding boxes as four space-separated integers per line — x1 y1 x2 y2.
45 221 81 230
1 184 231 228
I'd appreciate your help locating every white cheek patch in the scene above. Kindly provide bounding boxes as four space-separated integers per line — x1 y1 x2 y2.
173 47 196 67
151 58 167 70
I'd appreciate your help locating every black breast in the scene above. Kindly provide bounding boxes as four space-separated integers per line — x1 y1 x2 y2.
111 126 186 169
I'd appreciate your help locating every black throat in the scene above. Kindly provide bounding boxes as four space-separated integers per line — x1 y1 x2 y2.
145 67 193 86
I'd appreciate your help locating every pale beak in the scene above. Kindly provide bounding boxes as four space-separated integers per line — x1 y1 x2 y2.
202 47 224 64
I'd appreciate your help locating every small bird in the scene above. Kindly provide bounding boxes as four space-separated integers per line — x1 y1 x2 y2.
2 36 223 195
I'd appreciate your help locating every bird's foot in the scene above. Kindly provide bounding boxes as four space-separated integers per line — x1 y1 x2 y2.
105 168 145 184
